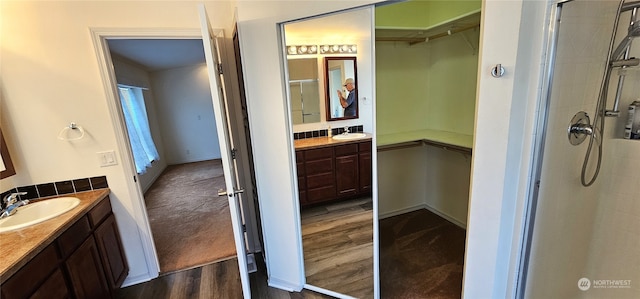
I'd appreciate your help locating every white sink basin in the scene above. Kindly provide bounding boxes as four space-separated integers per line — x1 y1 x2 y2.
332 133 367 140
0 197 80 233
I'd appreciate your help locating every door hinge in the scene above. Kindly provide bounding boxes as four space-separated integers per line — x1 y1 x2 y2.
231 148 238 160
217 63 223 75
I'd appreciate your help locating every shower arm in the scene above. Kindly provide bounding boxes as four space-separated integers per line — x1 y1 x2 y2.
606 7 639 117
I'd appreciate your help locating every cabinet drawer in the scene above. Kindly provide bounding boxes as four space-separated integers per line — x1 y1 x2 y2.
359 141 372 152
88 197 112 227
297 162 305 176
57 216 91 258
307 173 335 189
307 186 336 203
298 177 306 191
2 244 59 299
304 147 333 160
305 158 333 175
295 150 304 161
335 144 358 156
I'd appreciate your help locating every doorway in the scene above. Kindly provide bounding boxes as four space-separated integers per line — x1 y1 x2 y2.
106 38 237 274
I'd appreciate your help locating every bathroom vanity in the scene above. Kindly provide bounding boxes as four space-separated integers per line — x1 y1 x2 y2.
294 135 372 207
0 190 128 299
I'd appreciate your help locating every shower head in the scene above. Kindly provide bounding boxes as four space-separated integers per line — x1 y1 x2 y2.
612 23 640 60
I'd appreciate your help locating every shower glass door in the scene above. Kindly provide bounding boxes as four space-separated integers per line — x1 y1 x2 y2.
521 0 639 298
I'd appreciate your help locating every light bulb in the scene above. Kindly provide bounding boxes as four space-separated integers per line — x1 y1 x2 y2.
309 45 317 53
332 45 339 52
299 45 307 54
350 45 357 52
288 46 297 55
340 45 348 52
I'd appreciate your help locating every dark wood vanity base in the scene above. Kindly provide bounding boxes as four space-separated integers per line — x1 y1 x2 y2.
0 191 128 299
295 137 372 207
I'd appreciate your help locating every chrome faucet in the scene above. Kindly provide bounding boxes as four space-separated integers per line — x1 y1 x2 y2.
343 126 350 134
0 192 29 219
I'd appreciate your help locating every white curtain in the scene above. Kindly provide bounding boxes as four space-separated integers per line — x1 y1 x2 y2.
118 87 160 174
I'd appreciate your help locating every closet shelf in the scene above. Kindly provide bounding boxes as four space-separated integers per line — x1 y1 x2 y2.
375 10 480 45
377 129 473 154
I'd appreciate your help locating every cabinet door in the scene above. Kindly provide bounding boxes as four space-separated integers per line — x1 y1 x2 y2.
359 151 372 193
336 154 359 197
94 214 129 290
1 244 64 299
30 269 70 299
65 236 110 299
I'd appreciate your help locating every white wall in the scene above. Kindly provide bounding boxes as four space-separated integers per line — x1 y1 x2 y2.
150 64 221 164
377 146 427 218
111 56 168 193
0 0 234 285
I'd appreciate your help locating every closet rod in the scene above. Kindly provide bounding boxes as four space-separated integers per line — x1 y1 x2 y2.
377 141 423 152
376 23 479 45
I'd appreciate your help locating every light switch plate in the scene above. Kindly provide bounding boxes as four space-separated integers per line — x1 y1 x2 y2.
97 150 118 167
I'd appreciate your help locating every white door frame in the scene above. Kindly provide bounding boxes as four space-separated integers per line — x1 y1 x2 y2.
90 27 236 283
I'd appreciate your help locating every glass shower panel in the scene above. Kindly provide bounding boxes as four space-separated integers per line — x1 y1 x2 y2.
522 0 639 298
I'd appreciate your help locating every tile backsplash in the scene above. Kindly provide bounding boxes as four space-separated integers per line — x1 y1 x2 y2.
294 125 364 140
1 176 109 208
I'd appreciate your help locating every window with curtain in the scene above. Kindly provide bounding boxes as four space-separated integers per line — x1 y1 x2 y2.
118 86 160 174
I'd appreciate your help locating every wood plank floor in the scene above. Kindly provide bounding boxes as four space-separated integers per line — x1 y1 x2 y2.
379 209 466 299
301 197 374 298
117 257 334 299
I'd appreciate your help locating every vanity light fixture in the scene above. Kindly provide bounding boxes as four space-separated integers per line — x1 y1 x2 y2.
287 44 357 55
319 44 357 54
287 45 318 55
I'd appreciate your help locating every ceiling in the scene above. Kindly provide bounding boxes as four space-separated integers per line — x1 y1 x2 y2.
107 39 205 72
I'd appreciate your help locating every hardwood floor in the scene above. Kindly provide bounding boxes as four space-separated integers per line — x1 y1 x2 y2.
301 197 374 298
379 209 466 299
117 257 333 299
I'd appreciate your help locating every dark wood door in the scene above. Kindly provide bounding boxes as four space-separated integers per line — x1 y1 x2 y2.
359 151 372 193
30 269 70 299
94 214 129 291
65 236 110 299
336 154 359 197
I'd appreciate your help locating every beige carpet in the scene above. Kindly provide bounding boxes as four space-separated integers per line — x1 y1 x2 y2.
144 160 236 274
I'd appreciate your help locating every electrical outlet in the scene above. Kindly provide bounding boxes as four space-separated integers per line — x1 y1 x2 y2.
97 151 118 167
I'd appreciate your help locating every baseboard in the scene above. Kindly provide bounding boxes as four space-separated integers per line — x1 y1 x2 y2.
140 164 167 193
268 277 303 292
121 272 156 288
422 203 467 229
378 204 425 219
379 203 467 229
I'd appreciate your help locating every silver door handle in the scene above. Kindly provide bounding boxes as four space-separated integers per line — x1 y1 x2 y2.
218 188 245 197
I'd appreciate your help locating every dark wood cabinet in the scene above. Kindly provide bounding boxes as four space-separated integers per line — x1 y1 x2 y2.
359 141 372 192
1 196 128 299
65 236 110 299
1 244 67 299
94 214 128 290
296 140 371 207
